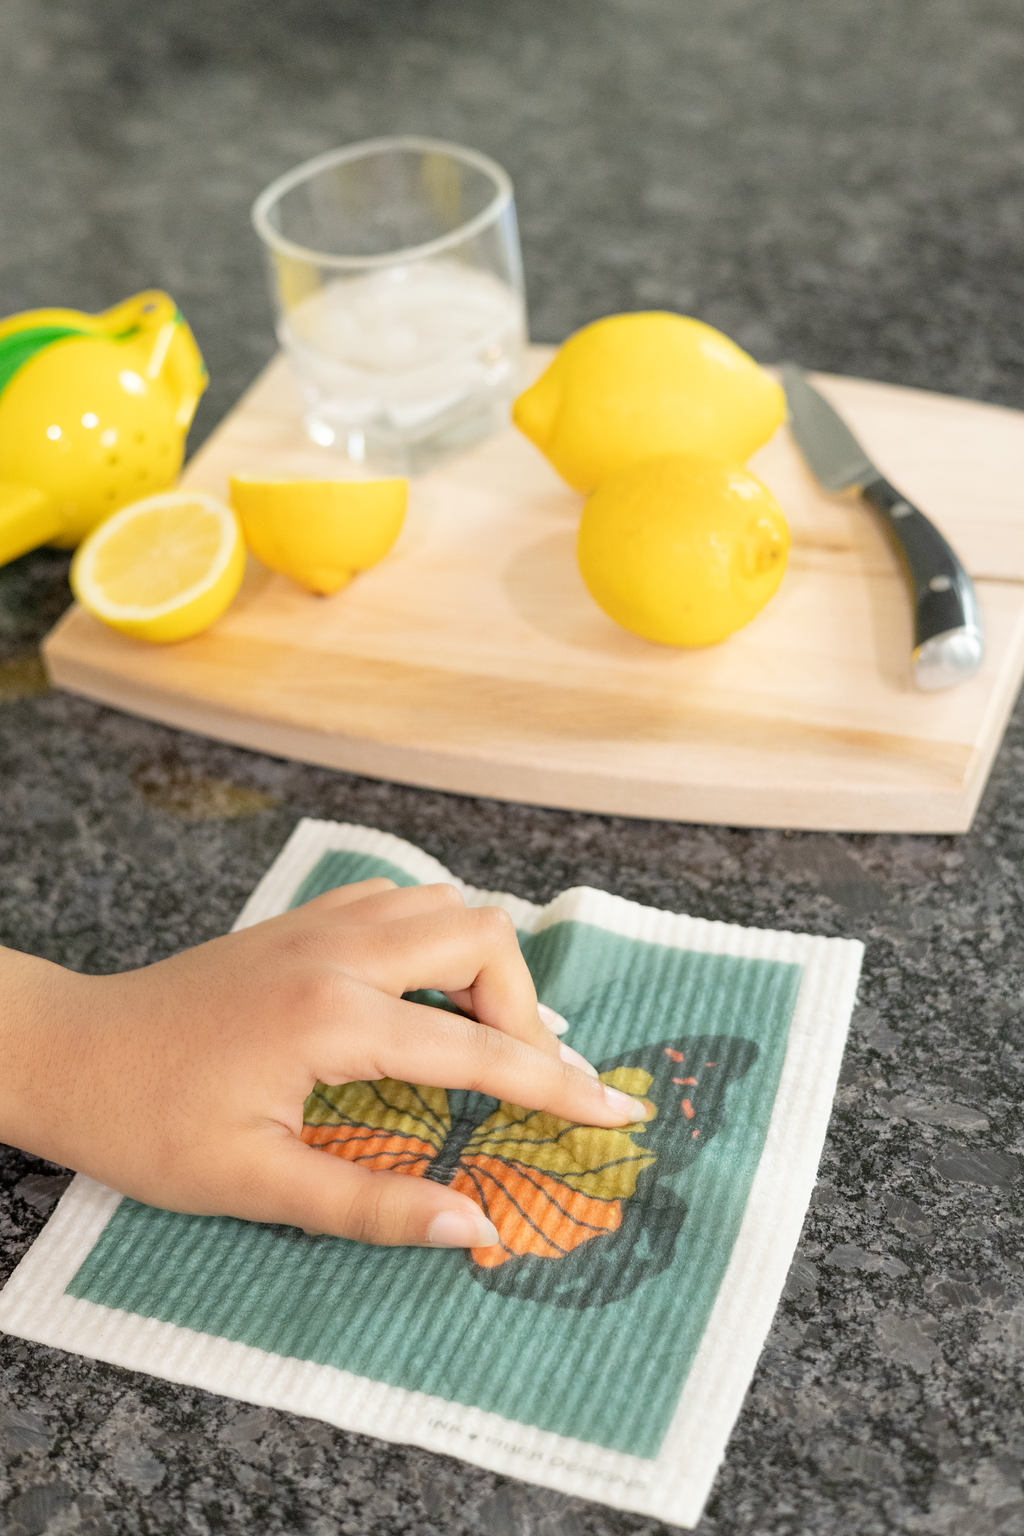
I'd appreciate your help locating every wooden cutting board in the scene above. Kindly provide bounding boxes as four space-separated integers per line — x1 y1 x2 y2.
43 347 1024 833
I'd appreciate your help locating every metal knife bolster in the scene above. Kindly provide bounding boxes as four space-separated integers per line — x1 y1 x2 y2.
860 476 984 690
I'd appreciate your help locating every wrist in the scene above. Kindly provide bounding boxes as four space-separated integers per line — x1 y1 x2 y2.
0 945 87 1162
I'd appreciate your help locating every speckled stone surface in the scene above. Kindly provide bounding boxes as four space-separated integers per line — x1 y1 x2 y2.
2 2 1024 1533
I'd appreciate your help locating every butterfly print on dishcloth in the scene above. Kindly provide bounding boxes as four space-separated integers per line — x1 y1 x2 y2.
301 1034 758 1308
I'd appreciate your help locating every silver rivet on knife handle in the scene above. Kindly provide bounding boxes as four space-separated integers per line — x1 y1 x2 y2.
914 627 985 691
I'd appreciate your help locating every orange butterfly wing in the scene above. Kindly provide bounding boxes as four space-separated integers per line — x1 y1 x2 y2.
301 1079 448 1176
302 1123 439 1174
452 1156 624 1267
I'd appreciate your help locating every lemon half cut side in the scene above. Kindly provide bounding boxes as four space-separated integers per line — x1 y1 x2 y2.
70 489 246 644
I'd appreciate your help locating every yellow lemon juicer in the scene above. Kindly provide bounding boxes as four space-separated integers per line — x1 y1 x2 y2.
0 290 207 569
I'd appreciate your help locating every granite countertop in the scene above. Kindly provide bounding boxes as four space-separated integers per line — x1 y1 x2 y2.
2 2 1023 1533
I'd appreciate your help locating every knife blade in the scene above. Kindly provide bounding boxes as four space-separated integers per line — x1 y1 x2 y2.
779 364 983 691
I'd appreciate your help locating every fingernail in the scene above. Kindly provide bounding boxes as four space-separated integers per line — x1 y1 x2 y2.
428 1210 500 1248
559 1041 599 1078
603 1086 648 1122
538 1002 569 1035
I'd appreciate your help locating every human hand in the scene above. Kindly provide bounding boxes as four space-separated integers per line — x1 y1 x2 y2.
0 878 647 1248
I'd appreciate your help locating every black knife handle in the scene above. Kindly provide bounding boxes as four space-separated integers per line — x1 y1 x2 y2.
861 476 983 688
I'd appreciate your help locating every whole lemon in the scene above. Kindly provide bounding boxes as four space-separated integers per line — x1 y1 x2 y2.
576 453 790 646
513 312 784 492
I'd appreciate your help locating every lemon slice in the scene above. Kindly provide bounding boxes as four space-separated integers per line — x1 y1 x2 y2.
229 476 407 595
70 489 246 644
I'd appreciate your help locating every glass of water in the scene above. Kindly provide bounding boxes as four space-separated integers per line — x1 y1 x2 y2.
252 136 528 473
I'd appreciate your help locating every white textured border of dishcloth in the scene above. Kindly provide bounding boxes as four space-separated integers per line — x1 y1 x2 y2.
0 818 863 1529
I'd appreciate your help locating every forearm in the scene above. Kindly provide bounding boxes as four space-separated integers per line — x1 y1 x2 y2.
0 944 86 1163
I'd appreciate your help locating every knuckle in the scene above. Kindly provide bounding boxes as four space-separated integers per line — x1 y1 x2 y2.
278 919 349 970
279 923 327 963
288 967 349 1029
473 904 516 944
466 1017 519 1078
427 882 465 909
345 1176 408 1246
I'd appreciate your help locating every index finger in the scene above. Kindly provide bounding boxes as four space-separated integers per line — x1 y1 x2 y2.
344 904 577 1069
315 985 648 1129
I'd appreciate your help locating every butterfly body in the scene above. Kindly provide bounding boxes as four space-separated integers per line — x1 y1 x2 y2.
424 1104 493 1187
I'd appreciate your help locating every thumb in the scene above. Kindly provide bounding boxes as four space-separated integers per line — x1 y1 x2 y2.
235 1135 501 1249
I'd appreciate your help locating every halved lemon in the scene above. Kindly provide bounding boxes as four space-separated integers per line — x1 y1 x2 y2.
229 476 407 595
70 490 246 644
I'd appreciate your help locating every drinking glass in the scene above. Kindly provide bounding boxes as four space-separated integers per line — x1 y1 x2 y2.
252 136 528 473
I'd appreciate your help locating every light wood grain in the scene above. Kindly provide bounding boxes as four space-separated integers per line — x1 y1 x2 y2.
43 347 1024 832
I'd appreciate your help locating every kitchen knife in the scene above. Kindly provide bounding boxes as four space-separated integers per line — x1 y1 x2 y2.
779 364 983 691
